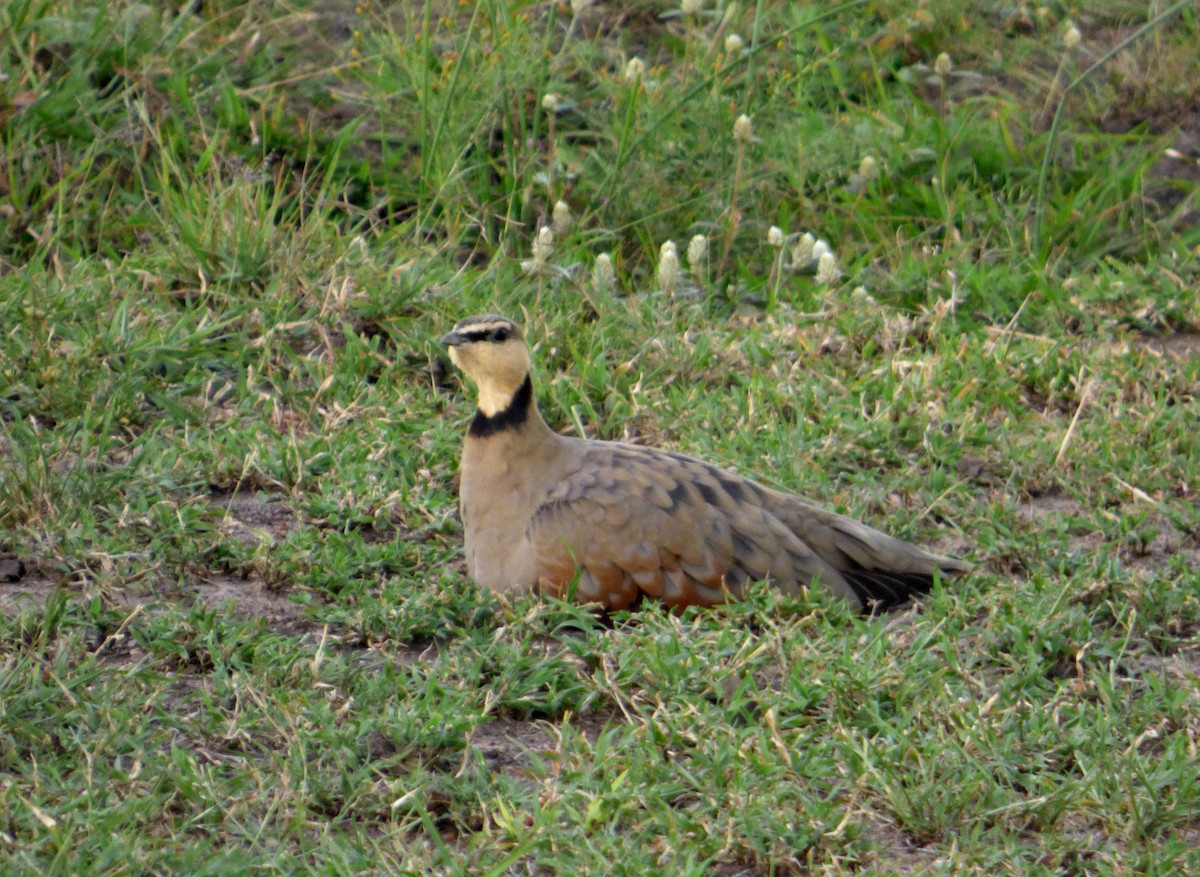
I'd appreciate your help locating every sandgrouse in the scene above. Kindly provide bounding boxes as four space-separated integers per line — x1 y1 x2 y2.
441 315 969 611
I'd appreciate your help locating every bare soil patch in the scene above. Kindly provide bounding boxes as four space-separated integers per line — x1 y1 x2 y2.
0 564 56 613
1015 489 1095 525
857 817 946 873
181 572 320 637
209 489 301 545
467 708 614 778
1135 331 1200 358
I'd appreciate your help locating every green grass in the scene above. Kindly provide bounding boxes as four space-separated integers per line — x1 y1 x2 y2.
2 0 1199 873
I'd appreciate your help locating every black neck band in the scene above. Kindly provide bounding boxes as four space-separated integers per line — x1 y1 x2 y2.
468 375 532 438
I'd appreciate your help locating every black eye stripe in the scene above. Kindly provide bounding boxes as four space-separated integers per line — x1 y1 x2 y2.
458 325 514 343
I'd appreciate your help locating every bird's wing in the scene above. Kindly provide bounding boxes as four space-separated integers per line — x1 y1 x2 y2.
765 492 972 607
524 443 860 609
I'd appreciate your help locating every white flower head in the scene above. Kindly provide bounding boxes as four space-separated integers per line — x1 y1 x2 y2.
790 232 816 266
732 114 753 143
850 285 877 306
858 155 879 181
542 93 559 113
624 57 645 82
657 240 681 295
594 252 615 291
686 234 707 272
934 52 952 77
724 33 744 54
681 0 702 14
815 251 840 285
533 226 554 262
811 239 832 263
523 227 555 275
551 200 572 237
767 226 784 248
1063 22 1082 51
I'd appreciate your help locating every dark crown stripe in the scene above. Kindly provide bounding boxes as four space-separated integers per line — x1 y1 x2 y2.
469 374 533 438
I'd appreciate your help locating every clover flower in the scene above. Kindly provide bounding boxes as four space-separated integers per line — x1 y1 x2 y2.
686 234 707 274
594 253 615 293
657 240 681 296
551 200 572 237
732 114 753 142
815 251 840 285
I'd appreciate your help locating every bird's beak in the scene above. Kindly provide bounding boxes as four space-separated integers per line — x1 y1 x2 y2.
440 330 468 347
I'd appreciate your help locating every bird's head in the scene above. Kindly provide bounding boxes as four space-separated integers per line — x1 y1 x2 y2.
440 315 531 415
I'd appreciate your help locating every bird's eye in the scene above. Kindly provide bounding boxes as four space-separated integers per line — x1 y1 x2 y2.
493 327 509 342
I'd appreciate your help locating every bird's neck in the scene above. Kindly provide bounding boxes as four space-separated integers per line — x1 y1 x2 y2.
469 374 544 438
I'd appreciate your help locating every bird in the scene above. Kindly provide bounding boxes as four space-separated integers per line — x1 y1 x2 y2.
440 314 970 612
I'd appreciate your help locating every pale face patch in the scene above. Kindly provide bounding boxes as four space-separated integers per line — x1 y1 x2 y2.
446 320 532 417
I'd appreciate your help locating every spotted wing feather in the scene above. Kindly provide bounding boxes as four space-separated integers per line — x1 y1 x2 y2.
525 443 862 609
